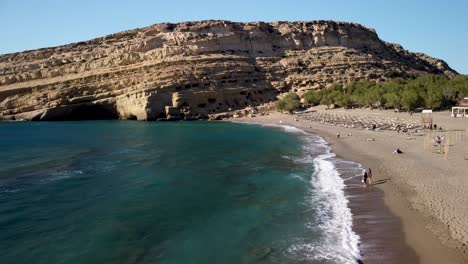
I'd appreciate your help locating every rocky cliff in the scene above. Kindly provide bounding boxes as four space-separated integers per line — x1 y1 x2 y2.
0 20 457 121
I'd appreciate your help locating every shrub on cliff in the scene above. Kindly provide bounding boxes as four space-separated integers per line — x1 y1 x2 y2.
276 93 301 113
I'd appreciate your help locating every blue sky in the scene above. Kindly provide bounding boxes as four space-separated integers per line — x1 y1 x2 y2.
0 0 467 73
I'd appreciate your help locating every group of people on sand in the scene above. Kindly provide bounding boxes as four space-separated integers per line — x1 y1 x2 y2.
362 168 373 186
423 123 443 131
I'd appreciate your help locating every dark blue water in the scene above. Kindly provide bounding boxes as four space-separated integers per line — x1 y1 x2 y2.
0 121 359 264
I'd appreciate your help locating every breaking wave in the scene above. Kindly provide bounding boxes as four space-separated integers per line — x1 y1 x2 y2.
265 124 362 263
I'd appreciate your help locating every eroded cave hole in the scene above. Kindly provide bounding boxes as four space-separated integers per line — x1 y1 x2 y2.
43 104 119 121
127 115 137 120
155 112 167 120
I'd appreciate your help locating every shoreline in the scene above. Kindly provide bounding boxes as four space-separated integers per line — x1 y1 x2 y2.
232 111 467 264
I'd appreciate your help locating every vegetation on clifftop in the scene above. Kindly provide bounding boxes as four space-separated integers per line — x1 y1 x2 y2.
297 74 468 111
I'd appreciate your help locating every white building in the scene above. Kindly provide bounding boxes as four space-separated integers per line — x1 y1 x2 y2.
452 97 468 117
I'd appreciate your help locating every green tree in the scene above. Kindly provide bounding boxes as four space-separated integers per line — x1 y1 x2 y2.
364 86 385 108
320 93 334 107
320 90 342 107
383 92 401 109
329 83 344 92
300 74 468 110
334 93 352 108
401 90 419 111
303 91 321 106
446 75 468 103
347 80 375 107
424 86 444 109
276 93 301 113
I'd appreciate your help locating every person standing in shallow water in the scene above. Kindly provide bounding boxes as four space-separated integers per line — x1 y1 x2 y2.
367 168 373 184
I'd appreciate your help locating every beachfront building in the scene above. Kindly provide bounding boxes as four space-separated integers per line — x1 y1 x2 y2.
451 97 468 117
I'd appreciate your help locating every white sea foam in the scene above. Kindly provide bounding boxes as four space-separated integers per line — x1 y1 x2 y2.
0 185 19 194
307 148 361 263
279 125 308 134
269 124 361 263
289 173 308 183
258 123 309 135
41 169 83 183
1 169 84 194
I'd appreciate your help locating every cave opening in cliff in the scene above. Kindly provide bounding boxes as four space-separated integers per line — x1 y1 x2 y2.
126 115 137 120
66 104 118 121
155 112 167 120
41 104 119 121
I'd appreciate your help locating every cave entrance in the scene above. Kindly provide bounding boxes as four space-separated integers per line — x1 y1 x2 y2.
67 104 118 120
155 111 167 120
42 103 119 121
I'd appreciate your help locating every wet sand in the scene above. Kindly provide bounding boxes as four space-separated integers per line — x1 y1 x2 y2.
345 172 419 263
233 109 468 264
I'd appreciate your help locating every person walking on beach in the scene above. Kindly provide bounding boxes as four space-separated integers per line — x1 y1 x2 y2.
367 168 373 184
337 132 340 139
362 170 369 187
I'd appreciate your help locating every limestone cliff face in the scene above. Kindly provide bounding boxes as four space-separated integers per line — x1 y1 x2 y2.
0 20 457 121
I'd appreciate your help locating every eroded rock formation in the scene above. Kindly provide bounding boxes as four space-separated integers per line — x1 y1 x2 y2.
0 20 457 121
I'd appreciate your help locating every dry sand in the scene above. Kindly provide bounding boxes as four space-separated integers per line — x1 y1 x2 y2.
234 108 468 264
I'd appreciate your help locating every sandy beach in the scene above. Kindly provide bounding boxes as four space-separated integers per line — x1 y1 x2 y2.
233 108 468 264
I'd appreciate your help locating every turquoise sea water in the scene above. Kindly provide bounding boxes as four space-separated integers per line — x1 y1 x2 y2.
0 121 360 264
